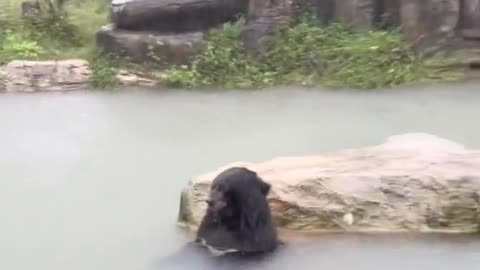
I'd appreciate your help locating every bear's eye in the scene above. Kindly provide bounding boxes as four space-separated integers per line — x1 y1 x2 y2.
214 184 225 192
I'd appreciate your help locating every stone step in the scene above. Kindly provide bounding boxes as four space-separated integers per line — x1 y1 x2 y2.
462 29 480 41
96 25 204 66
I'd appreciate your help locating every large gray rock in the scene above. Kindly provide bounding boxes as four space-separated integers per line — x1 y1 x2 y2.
178 133 480 235
110 0 248 32
21 1 40 18
400 0 460 55
379 0 401 27
315 0 400 29
241 0 295 55
462 0 480 30
96 25 204 66
315 0 335 25
331 0 376 31
462 0 480 40
0 59 91 92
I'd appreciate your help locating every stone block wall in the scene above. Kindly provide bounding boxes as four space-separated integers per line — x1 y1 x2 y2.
315 0 478 54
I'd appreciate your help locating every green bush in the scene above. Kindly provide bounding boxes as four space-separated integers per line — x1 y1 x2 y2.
166 18 270 89
2 30 44 57
88 52 117 89
88 50 132 89
22 12 81 48
0 30 45 64
166 19 444 90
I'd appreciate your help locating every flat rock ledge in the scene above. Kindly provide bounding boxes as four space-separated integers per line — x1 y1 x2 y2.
0 60 91 92
0 59 157 92
178 133 480 235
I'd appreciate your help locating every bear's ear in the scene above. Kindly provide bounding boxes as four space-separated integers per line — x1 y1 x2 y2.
259 179 271 195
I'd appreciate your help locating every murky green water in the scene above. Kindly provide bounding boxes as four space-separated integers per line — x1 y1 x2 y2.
1 84 480 270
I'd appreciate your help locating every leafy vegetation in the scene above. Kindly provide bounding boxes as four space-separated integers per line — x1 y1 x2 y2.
87 51 118 88
166 18 460 90
0 30 45 63
87 50 134 88
165 18 268 89
0 0 108 60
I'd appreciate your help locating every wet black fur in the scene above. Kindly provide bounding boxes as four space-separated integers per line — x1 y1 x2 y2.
157 167 281 269
195 167 279 253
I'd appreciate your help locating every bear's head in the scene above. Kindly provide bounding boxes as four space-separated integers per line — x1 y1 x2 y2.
195 167 278 254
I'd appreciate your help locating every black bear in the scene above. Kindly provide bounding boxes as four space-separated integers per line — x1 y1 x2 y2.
195 166 279 253
157 167 281 269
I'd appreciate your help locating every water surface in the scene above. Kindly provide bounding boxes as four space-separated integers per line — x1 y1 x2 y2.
1 84 480 270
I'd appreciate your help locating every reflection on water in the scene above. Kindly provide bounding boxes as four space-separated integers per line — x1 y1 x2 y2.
1 84 480 270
